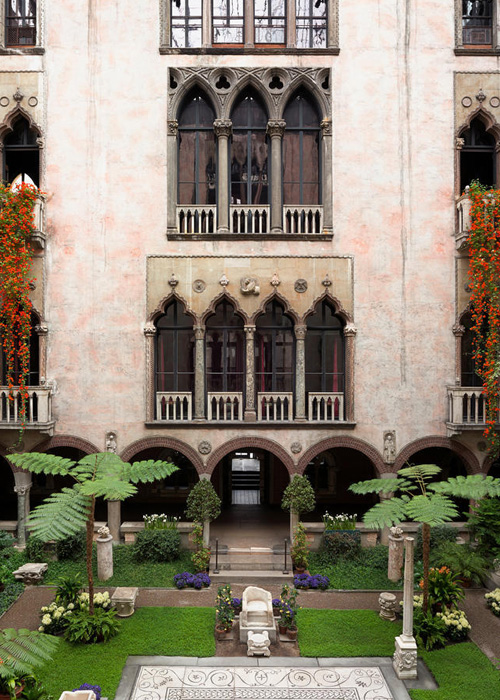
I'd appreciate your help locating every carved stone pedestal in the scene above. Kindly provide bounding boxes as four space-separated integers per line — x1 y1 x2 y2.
393 635 418 680
379 592 397 621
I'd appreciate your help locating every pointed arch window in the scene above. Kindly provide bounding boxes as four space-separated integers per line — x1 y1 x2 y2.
155 300 195 393
460 117 496 191
230 91 269 206
305 300 344 393
3 116 39 186
283 92 320 205
178 92 216 206
5 0 36 46
255 299 295 392
205 298 245 392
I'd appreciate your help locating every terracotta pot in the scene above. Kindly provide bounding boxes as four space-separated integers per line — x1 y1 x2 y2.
278 624 287 635
294 566 306 575
0 683 24 700
215 624 232 640
286 627 298 640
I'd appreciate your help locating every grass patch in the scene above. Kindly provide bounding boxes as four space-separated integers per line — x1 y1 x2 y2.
43 545 193 587
298 609 402 656
409 643 500 700
308 551 401 590
37 607 215 700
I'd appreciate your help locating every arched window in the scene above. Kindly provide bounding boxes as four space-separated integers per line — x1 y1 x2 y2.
230 91 269 206
3 116 40 186
283 92 320 205
178 92 216 206
5 0 36 46
305 300 344 393
205 298 245 392
0 311 39 386
255 299 294 392
155 300 195 393
460 117 496 191
461 312 483 387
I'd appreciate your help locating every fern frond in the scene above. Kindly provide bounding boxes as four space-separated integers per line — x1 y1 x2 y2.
405 493 459 526
360 496 410 528
431 474 500 499
121 460 179 484
7 452 75 477
28 488 91 541
79 477 137 501
349 478 411 494
398 464 442 480
0 629 59 680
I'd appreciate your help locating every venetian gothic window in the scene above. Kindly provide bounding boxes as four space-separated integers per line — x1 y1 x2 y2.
460 312 483 387
283 91 320 206
305 300 344 394
460 117 496 191
205 299 245 393
3 116 40 186
255 299 295 393
155 299 195 394
178 92 216 205
5 0 36 46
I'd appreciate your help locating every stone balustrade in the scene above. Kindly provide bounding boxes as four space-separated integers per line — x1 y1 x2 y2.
156 392 192 421
257 392 293 421
283 205 323 234
308 392 344 421
230 205 270 234
177 206 216 234
207 392 243 421
446 385 500 435
0 385 53 429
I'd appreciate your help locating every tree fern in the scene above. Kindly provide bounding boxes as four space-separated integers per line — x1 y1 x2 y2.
121 459 178 484
0 628 59 681
28 488 91 540
431 474 500 499
8 452 74 476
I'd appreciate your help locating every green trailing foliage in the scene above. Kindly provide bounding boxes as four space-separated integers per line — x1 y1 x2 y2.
467 497 500 556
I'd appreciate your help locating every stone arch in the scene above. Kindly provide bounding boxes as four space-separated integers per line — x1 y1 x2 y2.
250 290 300 325
120 436 204 474
225 77 275 120
457 106 500 141
169 75 222 121
303 290 353 325
279 79 329 122
393 436 481 474
201 290 249 326
206 437 295 476
0 105 42 140
297 436 386 476
33 435 100 456
148 291 198 325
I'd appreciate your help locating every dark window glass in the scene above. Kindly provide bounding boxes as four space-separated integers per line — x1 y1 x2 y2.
461 312 483 387
305 301 344 393
460 118 496 191
231 92 268 206
178 93 216 205
5 0 36 46
3 117 39 186
283 92 320 205
0 312 39 386
462 0 492 45
155 300 195 393
296 0 326 48
255 300 294 392
212 0 244 43
171 0 202 48
254 0 286 44
205 299 245 392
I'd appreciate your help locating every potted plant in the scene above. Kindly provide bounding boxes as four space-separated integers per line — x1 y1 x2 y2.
185 480 221 547
277 584 299 639
290 522 309 573
419 566 464 614
215 584 234 638
281 475 316 519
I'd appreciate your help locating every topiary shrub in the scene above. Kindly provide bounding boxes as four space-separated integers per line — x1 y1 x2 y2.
0 531 14 556
185 479 221 523
55 530 86 561
132 529 181 562
319 530 361 563
281 475 316 516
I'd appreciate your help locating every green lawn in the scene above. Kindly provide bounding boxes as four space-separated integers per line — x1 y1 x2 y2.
36 607 215 700
308 549 402 590
42 545 193 587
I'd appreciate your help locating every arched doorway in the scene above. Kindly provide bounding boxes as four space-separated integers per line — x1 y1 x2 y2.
123 447 198 521
0 455 16 520
210 448 290 548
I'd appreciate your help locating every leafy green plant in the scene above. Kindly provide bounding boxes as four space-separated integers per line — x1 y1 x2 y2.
416 523 457 561
281 475 315 516
215 584 234 631
413 608 447 651
319 530 361 563
185 480 221 523
468 497 500 556
350 463 500 612
435 541 490 586
359 545 389 570
0 531 15 556
8 451 178 614
0 561 13 586
143 514 179 530
19 675 52 700
55 575 83 606
291 522 309 569
190 523 210 572
435 608 471 642
24 536 46 563
277 584 299 630
0 629 59 699
55 531 86 562
420 566 464 613
39 601 75 636
132 529 181 563
63 608 120 644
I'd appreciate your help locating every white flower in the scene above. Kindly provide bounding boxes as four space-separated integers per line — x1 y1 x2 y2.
38 626 44 632
42 614 51 625
68 603 74 609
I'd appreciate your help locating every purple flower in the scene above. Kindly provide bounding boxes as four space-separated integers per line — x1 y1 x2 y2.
72 685 101 700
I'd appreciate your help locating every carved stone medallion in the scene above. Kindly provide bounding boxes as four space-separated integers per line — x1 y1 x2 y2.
290 442 302 454
193 279 206 293
294 279 308 293
198 440 212 455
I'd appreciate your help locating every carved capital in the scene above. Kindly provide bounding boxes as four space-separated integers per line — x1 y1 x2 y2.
214 119 232 139
36 137 45 150
34 324 48 335
266 119 286 138
143 324 156 337
452 323 465 337
194 325 205 341
320 118 332 135
344 324 357 337
167 120 178 135
294 325 307 340
14 485 30 496
244 325 256 339
455 137 465 151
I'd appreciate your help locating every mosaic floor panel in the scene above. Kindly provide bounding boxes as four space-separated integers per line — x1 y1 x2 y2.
131 665 393 700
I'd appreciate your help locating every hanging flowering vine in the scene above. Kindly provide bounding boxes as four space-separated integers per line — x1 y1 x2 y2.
467 181 500 457
0 182 38 438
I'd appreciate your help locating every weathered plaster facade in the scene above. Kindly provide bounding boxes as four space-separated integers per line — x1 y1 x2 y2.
0 0 498 527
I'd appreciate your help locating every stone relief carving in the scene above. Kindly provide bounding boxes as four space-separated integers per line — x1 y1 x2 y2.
168 273 179 288
198 440 212 455
193 279 206 293
490 96 500 109
143 324 156 336
476 88 486 103
461 96 472 108
322 274 332 288
13 88 23 104
106 431 117 453
294 279 308 293
240 277 260 295
393 648 418 672
270 273 281 287
455 137 465 150
167 120 178 135
219 273 229 287
290 442 302 454
383 431 396 464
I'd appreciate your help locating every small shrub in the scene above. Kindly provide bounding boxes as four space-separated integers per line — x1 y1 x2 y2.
132 529 181 563
435 541 490 585
419 566 464 613
359 545 389 570
25 536 46 562
39 601 76 635
190 523 210 572
319 530 361 563
21 675 51 700
436 608 471 642
0 531 15 555
64 607 120 644
281 475 315 516
55 531 86 561
173 571 210 589
413 608 447 651
55 575 83 606
77 591 111 610
185 480 221 523
468 497 500 557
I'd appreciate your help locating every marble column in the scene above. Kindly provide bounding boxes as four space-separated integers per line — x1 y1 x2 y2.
244 325 257 421
388 526 404 582
201 0 211 46
244 0 254 46
144 324 156 421
344 324 357 422
107 500 121 542
266 120 286 234
452 323 465 386
166 120 178 235
214 120 232 233
321 119 333 236
14 485 29 548
194 325 206 420
393 537 418 680
294 325 307 420
97 530 113 581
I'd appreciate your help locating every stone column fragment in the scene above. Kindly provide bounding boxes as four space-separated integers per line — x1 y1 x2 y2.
194 325 206 419
393 537 418 680
295 325 306 420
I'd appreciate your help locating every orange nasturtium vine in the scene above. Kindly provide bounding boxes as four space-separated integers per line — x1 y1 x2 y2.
0 182 38 440
467 181 500 457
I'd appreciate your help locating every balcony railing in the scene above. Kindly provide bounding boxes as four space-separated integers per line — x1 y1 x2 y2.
0 386 53 428
308 392 344 421
283 206 323 234
456 188 498 251
446 386 500 435
257 392 293 421
207 392 243 421
177 206 216 234
230 206 269 234
156 392 192 421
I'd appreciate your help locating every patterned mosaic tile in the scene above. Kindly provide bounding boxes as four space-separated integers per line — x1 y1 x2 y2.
131 665 393 700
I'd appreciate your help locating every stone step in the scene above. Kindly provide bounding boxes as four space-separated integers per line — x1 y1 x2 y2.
209 569 294 585
210 545 291 571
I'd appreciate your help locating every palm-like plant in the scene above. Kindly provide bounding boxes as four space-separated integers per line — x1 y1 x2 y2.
349 464 500 613
0 628 59 698
8 452 178 613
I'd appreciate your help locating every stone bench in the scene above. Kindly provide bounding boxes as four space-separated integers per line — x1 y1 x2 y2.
13 562 48 585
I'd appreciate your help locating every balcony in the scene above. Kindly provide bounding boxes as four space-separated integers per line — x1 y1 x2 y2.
156 392 192 421
0 386 54 434
446 385 498 436
207 392 243 421
456 188 497 251
308 392 344 421
283 206 323 235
